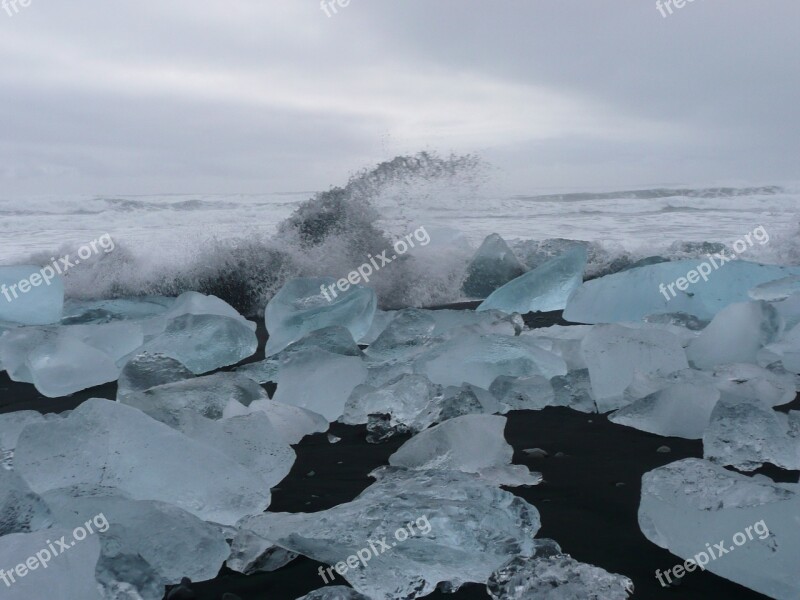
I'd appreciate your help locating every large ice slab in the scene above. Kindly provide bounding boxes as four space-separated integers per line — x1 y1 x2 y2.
43 491 229 600
462 233 527 298
609 383 720 439
703 397 800 471
639 458 800 599
0 265 64 325
14 399 271 525
564 259 800 323
478 246 587 314
581 325 688 412
265 277 376 356
388 415 540 486
0 528 102 600
686 301 781 369
415 333 567 388
238 468 541 599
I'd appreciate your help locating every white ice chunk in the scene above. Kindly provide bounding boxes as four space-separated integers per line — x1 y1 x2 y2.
0 265 64 325
14 399 271 525
686 301 781 369
489 375 556 411
265 277 376 356
462 233 527 298
248 398 329 444
581 325 688 412
389 415 540 486
478 246 587 314
342 374 440 426
639 458 800 600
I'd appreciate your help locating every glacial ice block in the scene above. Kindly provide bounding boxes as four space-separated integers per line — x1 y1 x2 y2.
248 398 329 444
478 246 587 314
42 491 230 600
462 233 527 298
489 375 555 411
749 275 800 301
116 352 195 400
388 415 540 486
14 399 271 525
703 397 800 471
341 373 441 426
564 259 800 323
415 333 567 388
0 528 102 600
581 324 688 411
297 587 372 600
273 348 368 421
686 301 781 369
0 411 53 469
265 277 376 356
639 458 800 600
760 322 800 374
0 468 53 535
238 468 541 599
488 551 633 599
0 265 64 325
609 383 720 439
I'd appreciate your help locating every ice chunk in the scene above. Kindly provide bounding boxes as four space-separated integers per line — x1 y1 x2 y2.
639 458 800 599
388 415 540 486
116 352 195 400
0 411 52 469
686 301 781 369
61 296 172 325
14 399 271 525
760 322 800 374
165 291 255 326
522 325 593 370
238 468 541 599
249 398 329 444
462 233 527 298
478 246 587 314
226 529 298 575
42 491 229 600
489 375 555 411
0 265 64 325
296 587 371 600
550 370 597 413
139 313 257 374
581 325 688 412
609 383 720 439
358 309 396 344
342 374 440 426
265 277 376 356
0 528 102 600
749 275 800 301
703 397 800 471
488 552 633 600
774 292 800 330
564 259 800 323
120 372 266 427
273 349 368 421
415 333 567 388
0 468 53 535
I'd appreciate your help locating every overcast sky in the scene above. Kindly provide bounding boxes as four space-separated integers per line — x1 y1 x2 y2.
1 1 798 195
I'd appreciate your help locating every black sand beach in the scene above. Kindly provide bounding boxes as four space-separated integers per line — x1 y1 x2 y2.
0 309 792 600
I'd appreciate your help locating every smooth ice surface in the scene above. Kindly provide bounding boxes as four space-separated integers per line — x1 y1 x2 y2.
686 301 781 369
478 246 587 314
164 291 255 325
0 411 52 469
760 322 800 374
389 415 540 486
248 398 329 444
703 397 800 471
265 277 376 356
749 275 800 301
489 375 555 411
462 233 527 298
61 296 172 325
296 587 371 600
0 528 102 600
522 325 593 371
0 468 53 535
0 265 64 325
415 333 567 388
609 383 720 439
43 491 229 600
14 399 271 525
564 259 800 324
639 458 800 600
488 552 634 600
273 349 368 421
238 468 541 600
116 352 195 400
581 325 688 411
121 372 265 427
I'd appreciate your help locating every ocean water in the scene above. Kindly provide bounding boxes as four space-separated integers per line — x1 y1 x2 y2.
1 154 798 313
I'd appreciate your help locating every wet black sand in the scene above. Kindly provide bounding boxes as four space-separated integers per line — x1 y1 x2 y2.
0 309 792 600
